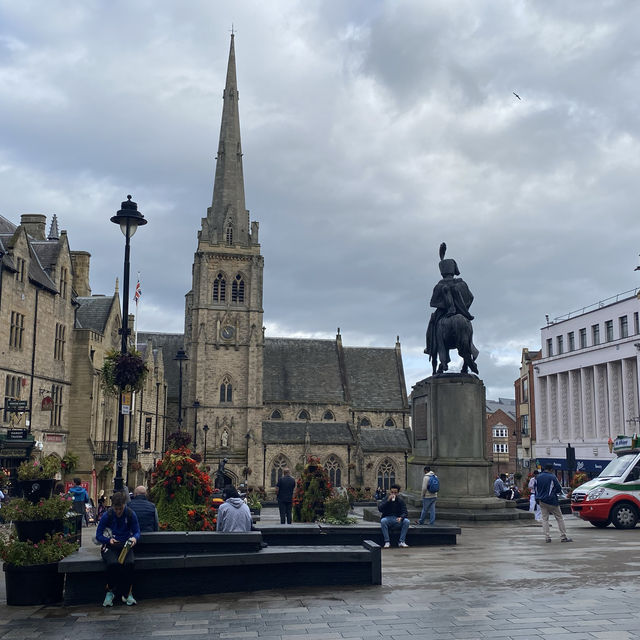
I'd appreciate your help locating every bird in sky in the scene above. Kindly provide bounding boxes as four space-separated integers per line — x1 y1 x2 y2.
513 92 521 100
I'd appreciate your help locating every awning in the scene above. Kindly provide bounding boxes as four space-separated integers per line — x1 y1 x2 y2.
535 458 610 473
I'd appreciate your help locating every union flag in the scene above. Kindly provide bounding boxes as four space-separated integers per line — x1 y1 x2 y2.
134 279 142 303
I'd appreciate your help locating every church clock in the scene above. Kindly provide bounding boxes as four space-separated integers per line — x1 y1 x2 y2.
221 325 235 341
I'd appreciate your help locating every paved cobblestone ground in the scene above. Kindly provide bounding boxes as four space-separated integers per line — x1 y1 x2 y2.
1 511 639 639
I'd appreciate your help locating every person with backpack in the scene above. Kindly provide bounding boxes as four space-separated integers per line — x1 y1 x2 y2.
415 466 438 526
535 464 572 543
96 491 140 606
68 478 89 526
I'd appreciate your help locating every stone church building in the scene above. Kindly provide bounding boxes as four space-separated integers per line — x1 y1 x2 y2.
141 36 411 495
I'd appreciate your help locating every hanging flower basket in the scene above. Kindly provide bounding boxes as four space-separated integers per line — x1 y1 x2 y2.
101 349 149 394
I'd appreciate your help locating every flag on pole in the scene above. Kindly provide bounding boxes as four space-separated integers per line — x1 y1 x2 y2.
134 279 142 304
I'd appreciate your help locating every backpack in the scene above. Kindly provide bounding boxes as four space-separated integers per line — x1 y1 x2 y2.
427 475 440 493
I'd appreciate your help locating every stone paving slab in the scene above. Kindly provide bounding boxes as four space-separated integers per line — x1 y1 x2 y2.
1 513 640 639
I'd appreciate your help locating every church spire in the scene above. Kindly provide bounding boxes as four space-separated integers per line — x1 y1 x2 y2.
207 33 250 246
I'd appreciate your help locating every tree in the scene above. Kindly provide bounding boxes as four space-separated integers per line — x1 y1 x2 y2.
293 456 332 522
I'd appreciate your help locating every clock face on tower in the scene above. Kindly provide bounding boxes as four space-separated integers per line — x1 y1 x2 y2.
221 325 235 340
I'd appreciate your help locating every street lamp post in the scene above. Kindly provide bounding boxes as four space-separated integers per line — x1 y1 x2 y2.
202 424 209 463
193 400 200 450
110 195 147 494
174 349 188 430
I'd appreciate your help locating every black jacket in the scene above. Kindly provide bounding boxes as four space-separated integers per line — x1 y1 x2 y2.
128 495 159 532
378 495 408 519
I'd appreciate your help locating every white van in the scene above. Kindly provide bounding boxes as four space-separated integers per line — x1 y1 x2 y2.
570 435 640 529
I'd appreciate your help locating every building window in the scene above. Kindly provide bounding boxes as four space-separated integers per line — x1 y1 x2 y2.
213 273 226 302
226 225 233 246
15 257 25 282
521 377 529 403
605 320 614 342
592 324 600 345
270 409 282 420
620 316 628 339
493 427 508 438
54 323 66 360
59 267 68 299
635 312 639 335
9 312 25 349
546 338 553 357
231 274 245 303
219 375 232 403
270 454 288 487
297 409 310 421
144 417 152 450
579 328 587 349
50 384 63 427
359 417 371 427
493 443 508 454
557 335 563 355
384 418 395 427
324 455 342 488
377 460 396 492
568 332 575 352
4 375 20 400
520 414 529 436
323 410 334 421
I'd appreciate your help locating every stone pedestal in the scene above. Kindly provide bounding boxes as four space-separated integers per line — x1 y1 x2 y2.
408 373 532 522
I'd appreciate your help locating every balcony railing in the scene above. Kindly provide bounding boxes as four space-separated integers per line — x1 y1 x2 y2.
92 441 138 460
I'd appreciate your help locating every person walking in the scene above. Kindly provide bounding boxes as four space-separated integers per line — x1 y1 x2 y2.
128 486 159 532
275 467 296 524
217 485 252 532
378 483 410 548
415 466 438 526
528 470 541 521
68 478 89 526
535 464 572 543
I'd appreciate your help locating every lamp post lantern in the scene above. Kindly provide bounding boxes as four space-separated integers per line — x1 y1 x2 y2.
193 400 200 450
174 349 188 430
110 195 147 494
202 424 209 463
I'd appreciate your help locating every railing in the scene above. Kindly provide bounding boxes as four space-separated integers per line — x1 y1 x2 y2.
551 287 640 323
92 440 138 460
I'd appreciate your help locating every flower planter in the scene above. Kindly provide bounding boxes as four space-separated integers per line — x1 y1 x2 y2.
17 479 54 504
3 562 64 606
249 508 261 516
14 518 65 543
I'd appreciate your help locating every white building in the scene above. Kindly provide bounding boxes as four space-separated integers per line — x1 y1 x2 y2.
533 289 640 476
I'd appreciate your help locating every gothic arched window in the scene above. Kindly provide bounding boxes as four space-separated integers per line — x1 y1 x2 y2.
359 417 371 427
324 455 342 488
384 418 395 428
219 375 233 403
270 454 288 487
270 409 282 420
323 410 334 421
213 273 226 302
226 225 233 246
231 274 245 303
377 460 396 491
297 409 310 421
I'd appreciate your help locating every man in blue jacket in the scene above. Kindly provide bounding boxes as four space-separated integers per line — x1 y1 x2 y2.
68 478 89 526
128 486 159 532
535 464 572 543
96 492 140 606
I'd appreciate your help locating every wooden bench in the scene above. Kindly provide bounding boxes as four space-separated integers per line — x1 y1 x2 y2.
258 523 460 547
59 531 381 605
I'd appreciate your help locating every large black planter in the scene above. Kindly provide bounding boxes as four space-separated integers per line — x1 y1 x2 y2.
3 562 64 605
14 518 64 543
17 479 54 503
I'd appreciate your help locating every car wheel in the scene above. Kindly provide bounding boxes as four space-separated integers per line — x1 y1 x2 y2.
611 503 639 529
589 520 610 528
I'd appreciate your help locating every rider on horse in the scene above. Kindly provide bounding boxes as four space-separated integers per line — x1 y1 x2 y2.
425 243 479 375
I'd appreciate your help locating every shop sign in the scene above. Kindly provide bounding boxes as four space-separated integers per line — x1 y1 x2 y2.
6 428 28 440
0 448 29 458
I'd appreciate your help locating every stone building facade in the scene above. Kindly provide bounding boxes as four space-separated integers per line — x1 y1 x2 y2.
141 35 411 496
485 398 517 478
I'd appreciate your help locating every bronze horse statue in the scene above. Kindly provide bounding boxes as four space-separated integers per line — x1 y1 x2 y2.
425 243 479 376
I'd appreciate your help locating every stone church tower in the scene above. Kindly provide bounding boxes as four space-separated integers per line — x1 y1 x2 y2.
183 34 264 477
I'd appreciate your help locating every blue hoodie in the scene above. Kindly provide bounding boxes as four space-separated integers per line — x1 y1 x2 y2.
535 471 563 506
68 485 88 503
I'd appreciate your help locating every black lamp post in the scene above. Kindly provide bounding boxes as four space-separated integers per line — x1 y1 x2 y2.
193 400 200 449
202 424 209 463
174 349 188 430
110 195 147 493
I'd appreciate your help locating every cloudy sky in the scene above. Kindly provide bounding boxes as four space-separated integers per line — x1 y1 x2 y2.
2 0 640 400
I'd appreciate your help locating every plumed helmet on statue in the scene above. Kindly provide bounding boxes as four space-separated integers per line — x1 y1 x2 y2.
438 242 460 277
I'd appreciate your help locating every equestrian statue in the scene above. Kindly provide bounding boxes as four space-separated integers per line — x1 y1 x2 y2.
425 243 479 375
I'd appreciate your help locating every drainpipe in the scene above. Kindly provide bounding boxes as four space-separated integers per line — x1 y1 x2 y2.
28 287 40 432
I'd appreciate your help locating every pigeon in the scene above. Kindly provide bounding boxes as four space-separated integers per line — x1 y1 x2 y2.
513 92 521 100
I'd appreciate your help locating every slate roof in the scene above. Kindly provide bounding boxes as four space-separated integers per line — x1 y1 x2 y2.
76 296 117 333
360 428 412 452
262 421 354 445
486 398 516 420
263 338 345 404
136 332 184 399
343 347 407 410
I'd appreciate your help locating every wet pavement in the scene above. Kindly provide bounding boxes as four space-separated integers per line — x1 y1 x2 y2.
1 508 639 639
